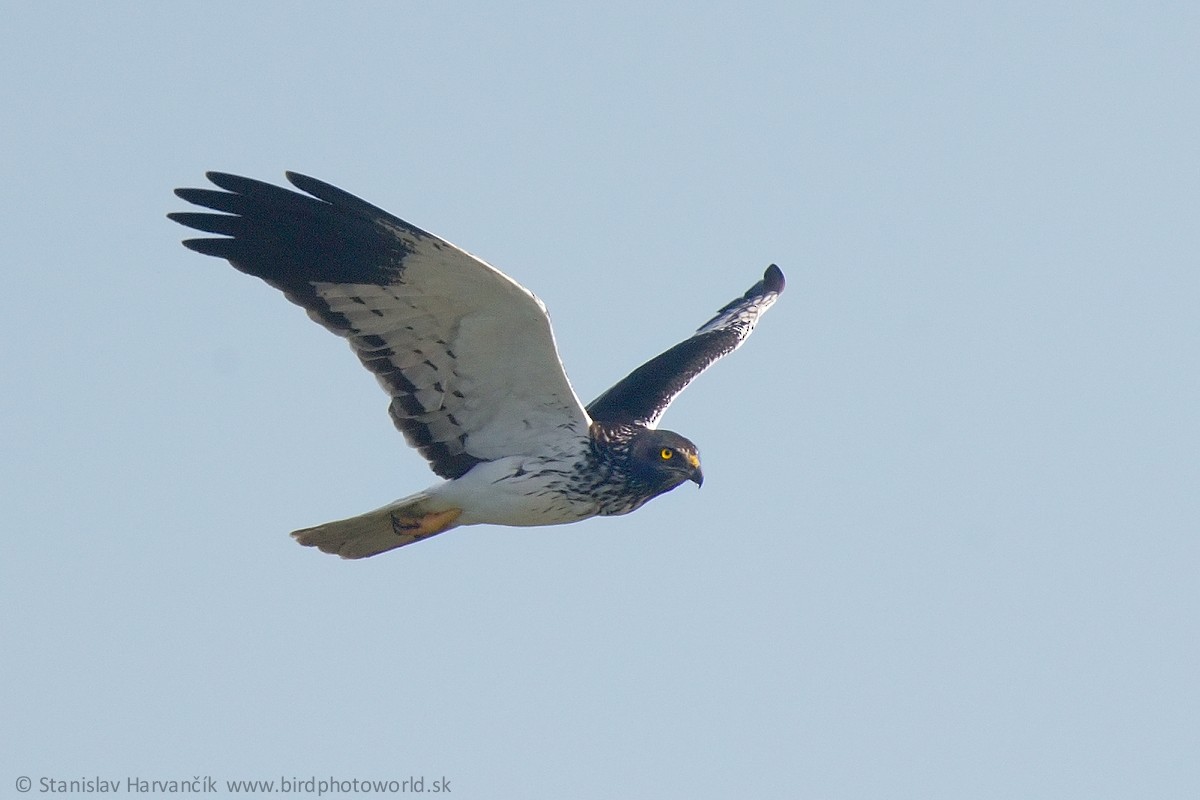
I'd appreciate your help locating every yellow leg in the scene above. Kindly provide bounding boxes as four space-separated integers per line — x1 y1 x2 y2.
390 508 462 539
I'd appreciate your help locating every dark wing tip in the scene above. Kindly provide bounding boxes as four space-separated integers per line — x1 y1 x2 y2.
178 237 235 257
764 264 785 293
202 171 262 193
285 170 360 205
283 171 406 225
285 171 324 192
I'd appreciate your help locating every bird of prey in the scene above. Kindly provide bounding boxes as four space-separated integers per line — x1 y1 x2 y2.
169 172 784 558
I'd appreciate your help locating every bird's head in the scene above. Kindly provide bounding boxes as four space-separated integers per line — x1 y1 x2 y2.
628 429 703 492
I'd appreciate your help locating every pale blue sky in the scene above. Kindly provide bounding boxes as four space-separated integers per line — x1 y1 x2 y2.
2 2 1197 798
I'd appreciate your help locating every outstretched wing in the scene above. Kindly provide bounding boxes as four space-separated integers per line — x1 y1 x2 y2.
169 171 591 479
586 265 785 429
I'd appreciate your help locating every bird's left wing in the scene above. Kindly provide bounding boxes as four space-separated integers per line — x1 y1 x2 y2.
586 265 784 429
169 172 591 479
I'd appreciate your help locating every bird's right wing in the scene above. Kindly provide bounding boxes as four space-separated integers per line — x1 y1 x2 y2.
586 265 785 429
169 172 592 479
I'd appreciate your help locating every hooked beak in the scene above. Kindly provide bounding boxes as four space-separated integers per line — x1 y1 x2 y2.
686 453 703 487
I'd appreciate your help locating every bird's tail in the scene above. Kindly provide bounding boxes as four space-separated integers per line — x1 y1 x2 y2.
291 492 463 559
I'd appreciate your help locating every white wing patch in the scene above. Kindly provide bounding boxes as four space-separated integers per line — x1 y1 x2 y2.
315 276 591 468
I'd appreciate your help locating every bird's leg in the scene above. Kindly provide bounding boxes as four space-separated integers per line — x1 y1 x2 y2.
390 508 462 539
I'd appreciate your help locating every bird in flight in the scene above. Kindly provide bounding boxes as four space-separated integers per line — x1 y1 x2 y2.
170 172 784 558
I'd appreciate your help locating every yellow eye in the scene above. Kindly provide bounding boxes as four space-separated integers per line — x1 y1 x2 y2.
660 448 673 460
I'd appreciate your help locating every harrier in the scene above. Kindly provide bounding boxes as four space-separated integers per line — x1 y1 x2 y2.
170 172 784 558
